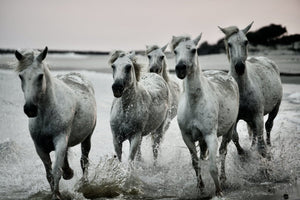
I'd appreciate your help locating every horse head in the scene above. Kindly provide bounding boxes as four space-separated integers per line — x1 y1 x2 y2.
109 51 141 98
170 34 202 79
146 44 168 75
15 47 48 118
218 22 253 75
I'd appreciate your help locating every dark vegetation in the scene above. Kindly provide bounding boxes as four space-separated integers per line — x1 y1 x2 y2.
197 24 300 55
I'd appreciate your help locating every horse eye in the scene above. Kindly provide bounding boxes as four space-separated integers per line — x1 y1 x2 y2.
244 40 248 46
174 50 177 55
111 64 116 69
160 55 164 60
228 43 232 48
125 64 131 72
147 55 151 59
191 48 196 54
37 74 44 81
19 74 23 81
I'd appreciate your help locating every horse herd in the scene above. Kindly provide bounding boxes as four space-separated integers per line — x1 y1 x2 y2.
14 22 282 199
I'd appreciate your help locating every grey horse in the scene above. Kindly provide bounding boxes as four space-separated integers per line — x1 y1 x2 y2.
171 34 239 196
146 44 180 129
219 22 283 157
109 51 170 162
15 47 97 200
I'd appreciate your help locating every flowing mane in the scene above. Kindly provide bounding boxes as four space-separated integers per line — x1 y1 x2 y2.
109 50 142 81
170 36 191 51
15 49 40 72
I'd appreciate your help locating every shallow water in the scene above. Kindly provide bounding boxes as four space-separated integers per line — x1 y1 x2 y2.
0 69 300 200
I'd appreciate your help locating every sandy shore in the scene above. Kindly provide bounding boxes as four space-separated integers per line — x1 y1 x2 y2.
0 50 299 83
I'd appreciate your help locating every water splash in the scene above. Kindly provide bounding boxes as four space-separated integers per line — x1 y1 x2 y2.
76 156 143 199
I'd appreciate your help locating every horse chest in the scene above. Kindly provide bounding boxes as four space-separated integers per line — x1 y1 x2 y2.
239 88 263 119
110 107 144 141
178 96 217 136
30 123 55 152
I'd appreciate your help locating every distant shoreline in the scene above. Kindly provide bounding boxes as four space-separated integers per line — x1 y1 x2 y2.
0 48 110 55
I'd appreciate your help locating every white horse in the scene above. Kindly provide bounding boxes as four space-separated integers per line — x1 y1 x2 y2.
170 34 239 196
109 51 170 162
15 47 97 200
146 44 180 122
218 22 283 157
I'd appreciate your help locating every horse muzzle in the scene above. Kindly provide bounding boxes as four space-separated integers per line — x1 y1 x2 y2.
112 82 125 98
175 63 187 79
234 61 246 75
149 66 160 74
24 103 38 118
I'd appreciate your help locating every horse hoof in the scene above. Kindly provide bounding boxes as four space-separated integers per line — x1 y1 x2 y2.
216 190 224 197
63 168 74 180
200 150 209 160
52 193 61 200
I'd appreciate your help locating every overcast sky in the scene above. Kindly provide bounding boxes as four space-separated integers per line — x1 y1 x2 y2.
0 0 299 51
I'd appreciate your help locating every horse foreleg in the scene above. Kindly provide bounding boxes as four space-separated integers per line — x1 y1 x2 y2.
80 134 92 181
181 132 204 191
247 123 256 147
204 132 222 197
219 125 233 187
252 115 267 158
113 135 122 161
232 122 245 155
62 149 74 180
35 144 54 192
199 136 208 160
52 136 68 200
129 133 142 161
152 123 164 162
265 102 280 146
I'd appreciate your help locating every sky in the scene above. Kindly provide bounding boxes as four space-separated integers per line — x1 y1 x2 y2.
0 0 299 51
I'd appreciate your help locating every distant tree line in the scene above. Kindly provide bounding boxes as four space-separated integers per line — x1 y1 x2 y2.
1 24 299 55
197 24 300 55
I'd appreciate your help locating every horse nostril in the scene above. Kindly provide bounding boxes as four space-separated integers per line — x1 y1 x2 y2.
235 61 246 75
175 63 187 79
150 67 159 74
24 103 38 118
112 83 124 91
112 82 125 97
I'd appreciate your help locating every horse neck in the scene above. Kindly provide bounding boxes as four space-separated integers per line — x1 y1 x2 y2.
39 65 55 109
121 81 139 108
161 60 169 82
184 58 204 97
229 61 249 91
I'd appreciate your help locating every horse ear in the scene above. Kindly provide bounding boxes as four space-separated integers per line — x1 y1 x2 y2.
161 44 168 52
218 26 227 35
15 50 23 61
242 21 254 34
37 46 48 62
193 33 202 46
128 51 136 60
